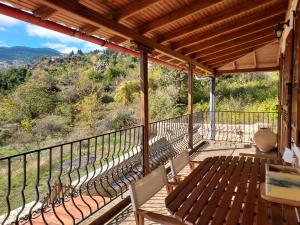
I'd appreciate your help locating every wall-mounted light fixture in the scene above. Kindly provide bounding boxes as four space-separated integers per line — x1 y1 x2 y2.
274 20 290 40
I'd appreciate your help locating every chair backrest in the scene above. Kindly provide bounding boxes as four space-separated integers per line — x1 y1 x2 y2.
129 166 168 211
169 150 190 177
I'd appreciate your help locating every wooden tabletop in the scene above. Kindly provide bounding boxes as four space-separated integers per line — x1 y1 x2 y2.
165 156 300 225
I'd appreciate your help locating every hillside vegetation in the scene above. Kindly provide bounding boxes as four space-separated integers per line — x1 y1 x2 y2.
0 49 278 157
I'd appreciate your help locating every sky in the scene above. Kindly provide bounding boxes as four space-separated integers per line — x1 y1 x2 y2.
0 13 105 54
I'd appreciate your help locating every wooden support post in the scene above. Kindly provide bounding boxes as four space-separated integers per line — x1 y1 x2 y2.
210 77 216 140
188 64 194 150
132 41 153 175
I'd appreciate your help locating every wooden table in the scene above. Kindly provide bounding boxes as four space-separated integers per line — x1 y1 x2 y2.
165 156 300 225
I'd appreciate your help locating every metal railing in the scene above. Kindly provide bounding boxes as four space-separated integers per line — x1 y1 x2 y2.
194 111 278 143
0 126 144 225
0 111 277 224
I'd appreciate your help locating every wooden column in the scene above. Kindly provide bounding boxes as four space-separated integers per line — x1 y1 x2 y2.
132 41 153 175
188 64 194 150
210 77 216 140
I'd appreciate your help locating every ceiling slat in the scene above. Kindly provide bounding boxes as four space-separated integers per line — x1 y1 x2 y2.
113 0 161 21
138 0 222 34
182 15 282 56
172 2 287 50
199 36 275 63
209 42 275 67
193 29 277 59
156 0 273 43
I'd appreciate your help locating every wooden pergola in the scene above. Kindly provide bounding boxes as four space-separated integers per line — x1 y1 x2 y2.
0 0 286 74
0 0 288 175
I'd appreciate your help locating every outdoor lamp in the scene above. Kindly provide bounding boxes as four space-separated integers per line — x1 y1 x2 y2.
274 20 290 40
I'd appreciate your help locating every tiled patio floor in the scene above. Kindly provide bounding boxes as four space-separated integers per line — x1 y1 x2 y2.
106 141 273 225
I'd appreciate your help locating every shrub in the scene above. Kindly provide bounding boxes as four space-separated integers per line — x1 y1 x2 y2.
0 128 12 145
114 80 140 104
0 67 29 93
33 115 70 139
110 113 135 130
102 67 123 86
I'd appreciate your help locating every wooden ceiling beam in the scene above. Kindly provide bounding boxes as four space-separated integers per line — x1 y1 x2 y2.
209 43 274 67
113 0 161 21
156 0 273 43
199 37 275 64
108 36 127 43
182 15 281 56
193 30 276 59
38 0 213 73
216 66 280 75
138 0 222 34
33 5 56 19
172 3 287 50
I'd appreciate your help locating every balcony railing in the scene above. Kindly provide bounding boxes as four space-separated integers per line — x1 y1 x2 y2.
194 111 278 143
0 111 277 225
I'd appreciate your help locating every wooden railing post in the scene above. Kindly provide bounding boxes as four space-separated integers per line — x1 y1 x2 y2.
132 41 153 175
188 64 194 150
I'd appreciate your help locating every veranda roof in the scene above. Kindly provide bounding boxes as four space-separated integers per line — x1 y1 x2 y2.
0 0 288 76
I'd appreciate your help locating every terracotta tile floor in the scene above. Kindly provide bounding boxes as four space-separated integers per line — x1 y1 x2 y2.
18 195 109 225
107 141 272 225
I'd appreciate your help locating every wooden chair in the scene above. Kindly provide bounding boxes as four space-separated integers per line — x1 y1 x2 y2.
169 150 201 183
129 166 184 225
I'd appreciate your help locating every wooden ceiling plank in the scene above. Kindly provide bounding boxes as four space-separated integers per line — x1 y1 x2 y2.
79 24 99 35
199 37 275 63
38 0 212 72
209 42 274 67
172 2 287 50
33 5 56 19
157 0 274 43
193 31 276 59
113 0 161 21
138 0 222 34
182 14 282 56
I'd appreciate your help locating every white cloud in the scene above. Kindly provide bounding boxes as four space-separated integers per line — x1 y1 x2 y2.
0 14 21 27
26 24 82 44
0 41 8 47
0 27 7 32
44 42 78 54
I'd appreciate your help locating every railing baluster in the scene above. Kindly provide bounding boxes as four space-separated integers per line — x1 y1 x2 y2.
2 158 11 225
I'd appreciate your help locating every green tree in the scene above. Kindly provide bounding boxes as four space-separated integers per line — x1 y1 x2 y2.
0 67 29 93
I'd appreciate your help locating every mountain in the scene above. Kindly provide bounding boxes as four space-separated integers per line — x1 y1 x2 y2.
0 46 61 62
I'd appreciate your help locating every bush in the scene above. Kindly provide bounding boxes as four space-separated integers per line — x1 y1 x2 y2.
0 128 12 145
33 115 70 139
55 104 75 123
110 113 135 130
114 80 140 104
0 67 29 93
102 67 123 86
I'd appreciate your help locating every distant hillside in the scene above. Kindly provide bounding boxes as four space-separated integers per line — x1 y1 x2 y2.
0 46 61 62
